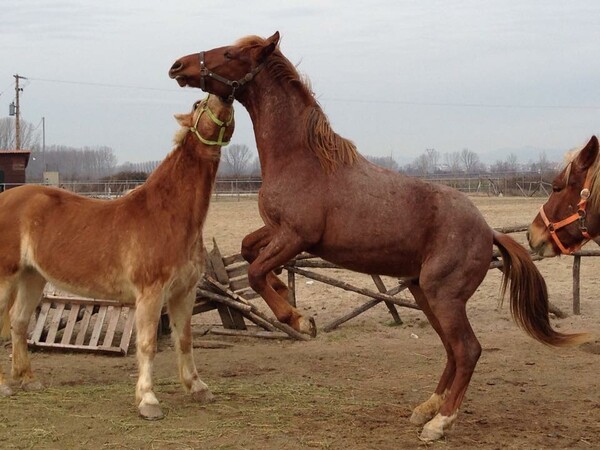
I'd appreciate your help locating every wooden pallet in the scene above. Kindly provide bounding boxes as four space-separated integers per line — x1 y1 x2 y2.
197 239 260 331
28 296 136 355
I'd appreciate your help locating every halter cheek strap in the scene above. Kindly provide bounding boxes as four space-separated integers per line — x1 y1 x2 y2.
539 170 594 255
198 51 266 103
190 95 234 147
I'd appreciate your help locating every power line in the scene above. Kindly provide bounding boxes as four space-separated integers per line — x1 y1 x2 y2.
20 76 600 111
28 77 183 93
321 96 600 111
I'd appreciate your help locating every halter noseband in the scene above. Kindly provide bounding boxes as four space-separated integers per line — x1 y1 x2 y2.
190 95 234 147
539 163 594 254
198 51 266 103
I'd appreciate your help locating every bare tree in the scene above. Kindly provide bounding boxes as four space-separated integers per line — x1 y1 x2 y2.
506 153 519 172
425 148 439 172
27 145 118 181
443 151 461 174
0 117 40 150
366 155 399 171
460 148 481 174
412 154 431 175
221 144 252 177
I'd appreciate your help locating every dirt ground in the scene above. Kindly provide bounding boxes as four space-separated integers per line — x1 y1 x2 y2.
1 196 599 449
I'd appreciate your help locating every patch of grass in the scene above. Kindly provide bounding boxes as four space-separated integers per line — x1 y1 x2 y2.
0 377 397 449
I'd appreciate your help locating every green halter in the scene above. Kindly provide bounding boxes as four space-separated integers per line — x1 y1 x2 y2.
190 95 234 147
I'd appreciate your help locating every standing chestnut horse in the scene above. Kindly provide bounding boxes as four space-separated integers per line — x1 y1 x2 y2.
0 95 234 420
528 136 600 256
169 33 587 440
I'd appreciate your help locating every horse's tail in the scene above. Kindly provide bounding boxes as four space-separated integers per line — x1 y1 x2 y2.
493 230 590 347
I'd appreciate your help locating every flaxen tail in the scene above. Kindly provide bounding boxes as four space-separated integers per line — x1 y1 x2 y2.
493 231 590 347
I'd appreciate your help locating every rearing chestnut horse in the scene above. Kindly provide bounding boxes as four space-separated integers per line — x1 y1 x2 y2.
0 95 234 420
169 33 587 440
528 136 600 256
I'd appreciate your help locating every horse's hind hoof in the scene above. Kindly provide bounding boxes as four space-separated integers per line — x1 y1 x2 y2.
139 403 164 420
0 384 14 397
191 388 215 404
21 380 44 392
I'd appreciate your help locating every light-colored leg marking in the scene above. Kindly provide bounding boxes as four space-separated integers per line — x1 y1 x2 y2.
168 291 214 404
419 413 457 442
0 279 16 396
410 390 448 426
10 272 45 391
135 292 164 420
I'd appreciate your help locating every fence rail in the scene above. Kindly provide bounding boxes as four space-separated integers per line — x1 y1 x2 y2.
2 172 552 198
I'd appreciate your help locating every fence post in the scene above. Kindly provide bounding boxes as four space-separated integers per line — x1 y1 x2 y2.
572 255 581 315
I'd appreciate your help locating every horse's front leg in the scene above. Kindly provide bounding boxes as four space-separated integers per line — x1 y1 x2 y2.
245 229 316 336
242 226 293 301
10 272 46 392
167 289 213 403
134 289 164 420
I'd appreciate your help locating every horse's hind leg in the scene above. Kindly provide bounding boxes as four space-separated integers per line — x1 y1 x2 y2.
10 270 46 391
405 249 487 441
0 278 17 396
407 283 454 426
167 289 213 403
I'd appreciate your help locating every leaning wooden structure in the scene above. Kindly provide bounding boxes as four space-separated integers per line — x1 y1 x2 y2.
28 224 590 353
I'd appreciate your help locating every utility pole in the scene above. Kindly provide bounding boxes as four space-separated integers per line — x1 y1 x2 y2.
13 74 27 150
42 116 46 170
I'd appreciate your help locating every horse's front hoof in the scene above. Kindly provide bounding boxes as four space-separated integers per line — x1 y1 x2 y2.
139 403 164 420
21 380 44 392
191 388 215 404
0 384 14 397
296 316 317 337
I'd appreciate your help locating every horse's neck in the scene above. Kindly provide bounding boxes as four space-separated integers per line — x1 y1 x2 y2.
141 140 219 226
242 84 312 176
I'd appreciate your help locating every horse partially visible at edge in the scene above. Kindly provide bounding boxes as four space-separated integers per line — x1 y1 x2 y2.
528 135 600 256
0 95 234 420
168 32 588 441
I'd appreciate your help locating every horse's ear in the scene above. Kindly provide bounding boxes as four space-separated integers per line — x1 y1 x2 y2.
174 113 192 127
258 31 280 62
576 135 599 170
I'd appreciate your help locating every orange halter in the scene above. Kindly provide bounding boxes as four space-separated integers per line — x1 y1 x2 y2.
538 166 594 255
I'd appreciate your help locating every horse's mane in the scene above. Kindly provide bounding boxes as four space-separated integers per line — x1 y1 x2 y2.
563 145 600 213
235 35 359 172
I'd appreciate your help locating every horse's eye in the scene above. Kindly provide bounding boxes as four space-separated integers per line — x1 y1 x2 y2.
552 185 562 193
224 51 233 60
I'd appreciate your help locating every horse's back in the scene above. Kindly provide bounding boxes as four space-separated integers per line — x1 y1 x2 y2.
313 159 493 276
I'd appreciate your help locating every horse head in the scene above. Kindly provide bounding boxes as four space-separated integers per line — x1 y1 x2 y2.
174 95 235 150
169 32 280 102
528 135 600 256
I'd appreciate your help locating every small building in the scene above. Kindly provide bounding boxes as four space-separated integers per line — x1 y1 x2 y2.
0 149 31 192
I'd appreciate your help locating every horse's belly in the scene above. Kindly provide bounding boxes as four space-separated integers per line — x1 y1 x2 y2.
312 244 422 278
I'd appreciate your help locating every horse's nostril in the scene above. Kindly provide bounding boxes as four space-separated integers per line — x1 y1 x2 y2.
169 61 183 74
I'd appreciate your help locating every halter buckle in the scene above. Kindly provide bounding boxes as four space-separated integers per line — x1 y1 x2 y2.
581 188 591 199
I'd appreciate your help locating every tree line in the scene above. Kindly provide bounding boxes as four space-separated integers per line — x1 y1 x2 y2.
1 117 558 183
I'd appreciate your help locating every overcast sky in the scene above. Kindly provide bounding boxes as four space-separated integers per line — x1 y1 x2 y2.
2 0 599 165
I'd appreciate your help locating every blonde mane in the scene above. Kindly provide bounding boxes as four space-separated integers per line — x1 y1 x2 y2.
235 35 359 172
